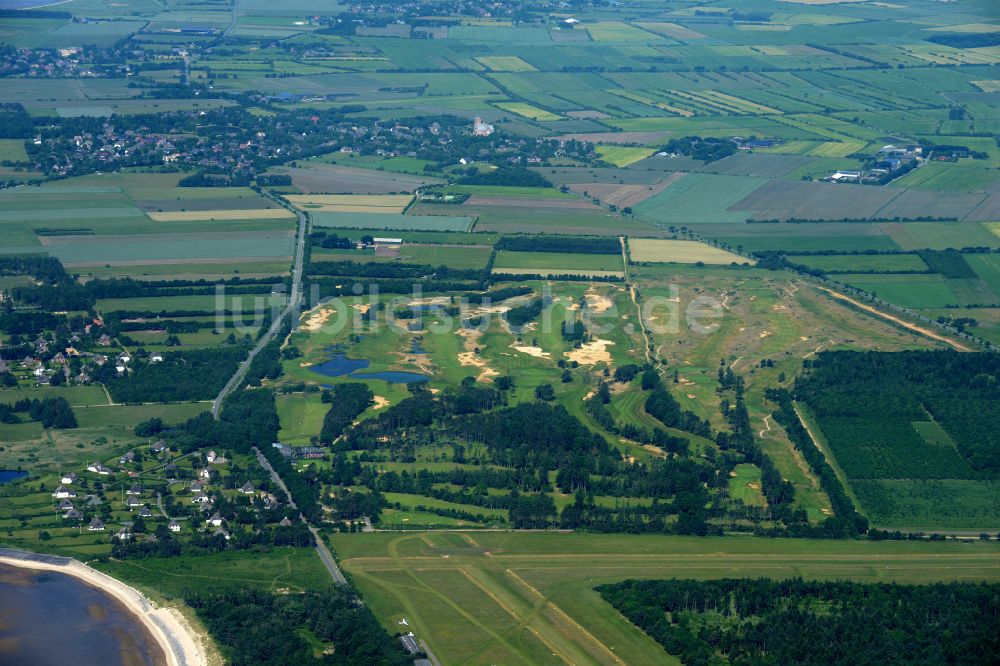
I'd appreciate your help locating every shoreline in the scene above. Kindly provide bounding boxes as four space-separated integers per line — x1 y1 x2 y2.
0 553 207 666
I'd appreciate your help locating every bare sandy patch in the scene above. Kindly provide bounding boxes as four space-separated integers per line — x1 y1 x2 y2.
565 339 614 365
351 303 371 315
512 345 550 358
584 288 614 313
372 396 390 409
457 328 499 381
300 306 336 332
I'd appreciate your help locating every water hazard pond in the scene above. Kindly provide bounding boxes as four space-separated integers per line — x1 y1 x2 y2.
310 351 429 384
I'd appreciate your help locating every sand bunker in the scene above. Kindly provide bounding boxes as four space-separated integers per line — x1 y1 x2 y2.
565 339 614 365
584 289 614 313
759 330 772 338
372 396 390 409
512 345 550 358
456 328 498 381
301 306 335 332
351 303 371 315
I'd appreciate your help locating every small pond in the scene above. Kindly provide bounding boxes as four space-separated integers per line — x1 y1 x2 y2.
312 353 429 384
351 371 430 383
0 470 28 485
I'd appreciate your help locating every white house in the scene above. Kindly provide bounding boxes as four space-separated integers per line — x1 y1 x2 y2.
169 520 182 532
53 486 77 499
87 462 111 475
60 472 79 485
88 518 105 531
207 512 224 527
239 482 255 495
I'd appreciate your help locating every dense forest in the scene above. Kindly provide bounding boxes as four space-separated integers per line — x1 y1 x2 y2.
457 166 551 188
320 383 374 443
494 235 621 255
598 577 1000 666
187 587 411 666
795 351 1000 476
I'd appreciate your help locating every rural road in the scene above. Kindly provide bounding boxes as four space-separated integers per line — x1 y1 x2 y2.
252 447 348 585
620 236 653 364
222 0 240 38
211 199 306 417
809 282 970 351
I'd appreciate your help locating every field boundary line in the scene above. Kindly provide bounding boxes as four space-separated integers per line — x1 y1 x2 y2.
505 568 626 666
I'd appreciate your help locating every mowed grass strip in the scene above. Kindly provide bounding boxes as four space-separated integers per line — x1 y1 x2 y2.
629 239 752 265
147 208 295 221
333 531 1000 666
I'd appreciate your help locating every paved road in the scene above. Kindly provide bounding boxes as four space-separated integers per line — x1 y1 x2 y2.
252 447 348 585
222 0 239 38
211 198 306 417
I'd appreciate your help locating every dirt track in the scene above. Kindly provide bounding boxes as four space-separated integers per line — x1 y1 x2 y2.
810 283 970 352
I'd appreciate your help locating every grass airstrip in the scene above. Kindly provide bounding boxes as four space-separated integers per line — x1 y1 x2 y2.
332 531 1000 666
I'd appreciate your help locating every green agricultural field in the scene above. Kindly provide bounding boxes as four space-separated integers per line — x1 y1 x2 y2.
400 244 493 269
789 253 929 273
494 102 562 121
475 56 536 72
700 223 902 253
493 251 624 273
835 273 960 308
0 139 28 162
333 532 1000 666
0 385 108 407
595 145 655 167
877 222 1000 251
96 293 288 314
632 174 767 225
967 253 1000 297
311 212 474 232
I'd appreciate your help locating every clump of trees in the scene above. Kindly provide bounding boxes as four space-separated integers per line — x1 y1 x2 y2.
187 587 412 666
661 135 736 162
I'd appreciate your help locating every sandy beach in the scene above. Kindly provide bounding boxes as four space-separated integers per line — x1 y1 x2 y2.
0 554 208 666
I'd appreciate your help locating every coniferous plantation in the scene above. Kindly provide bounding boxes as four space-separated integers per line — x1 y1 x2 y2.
598 578 1000 666
794 351 1000 528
